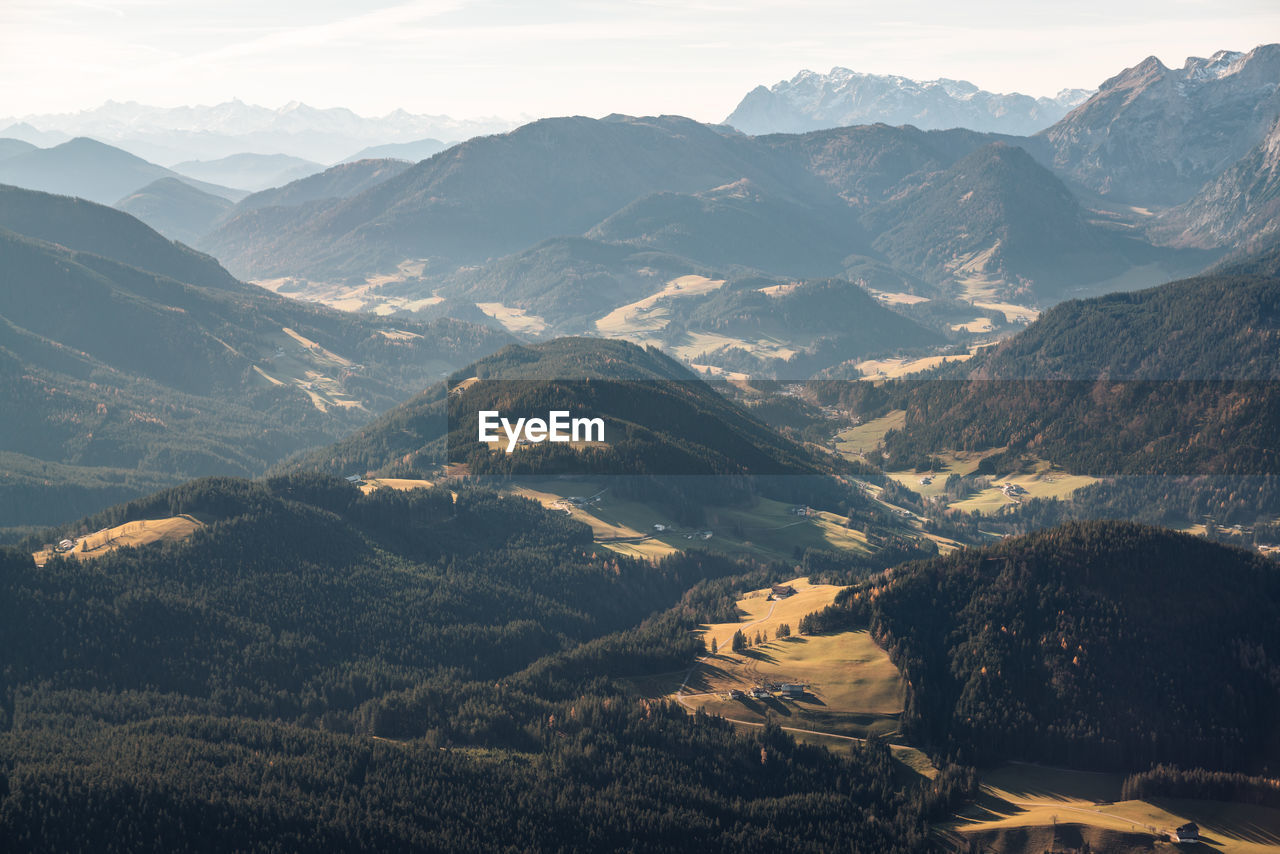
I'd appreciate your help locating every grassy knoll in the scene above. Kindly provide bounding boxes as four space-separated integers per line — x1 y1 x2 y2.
360 478 436 495
476 301 549 335
593 274 725 337
855 354 973 379
951 762 1280 852
670 579 906 740
33 515 203 566
836 410 906 457
946 463 1097 516
505 481 869 562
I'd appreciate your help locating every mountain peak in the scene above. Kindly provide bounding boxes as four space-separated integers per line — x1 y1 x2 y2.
725 68 1091 136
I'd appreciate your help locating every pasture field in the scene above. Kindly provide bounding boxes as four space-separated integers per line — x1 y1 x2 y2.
33 515 203 566
476 302 549 335
757 282 801 297
867 289 931 305
593 275 726 336
885 450 992 497
835 410 906 456
672 330 798 363
947 463 1097 515
254 261 439 315
504 481 871 562
855 354 973 378
360 478 436 495
951 317 995 333
671 579 906 740
972 300 1040 323
952 762 1280 852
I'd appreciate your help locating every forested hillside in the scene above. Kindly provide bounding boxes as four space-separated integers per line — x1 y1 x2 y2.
875 272 1280 477
804 521 1280 771
0 475 972 852
0 188 509 527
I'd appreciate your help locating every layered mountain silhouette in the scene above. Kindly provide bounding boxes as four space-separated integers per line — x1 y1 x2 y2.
170 152 323 192
115 178 235 246
0 137 244 206
0 186 507 524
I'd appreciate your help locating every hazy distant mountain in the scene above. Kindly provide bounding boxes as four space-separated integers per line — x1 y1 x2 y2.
1039 45 1280 205
448 237 705 326
726 68 1091 136
1 100 520 163
228 158 414 213
201 114 834 279
115 177 235 246
1158 115 1280 251
0 121 69 147
0 185 508 524
171 153 323 192
340 138 448 163
0 137 245 206
864 142 1132 299
201 110 1217 317
586 177 864 276
0 183 239 290
0 138 37 161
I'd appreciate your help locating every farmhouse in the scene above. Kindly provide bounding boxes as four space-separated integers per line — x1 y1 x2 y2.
771 585 797 598
57 538 74 552
1170 822 1199 842
778 683 804 698
344 474 366 487
728 689 746 700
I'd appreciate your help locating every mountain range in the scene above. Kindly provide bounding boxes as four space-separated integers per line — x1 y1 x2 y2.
1 99 521 164
0 137 245 207
0 184 507 525
725 68 1091 136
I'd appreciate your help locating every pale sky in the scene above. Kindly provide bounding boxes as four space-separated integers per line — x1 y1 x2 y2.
2 0 1278 122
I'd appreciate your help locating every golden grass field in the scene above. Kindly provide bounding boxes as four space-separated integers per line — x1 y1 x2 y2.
867 289 931 306
476 302 549 335
503 481 873 562
835 410 906 456
951 317 995 334
952 762 1280 852
33 515 203 566
255 260 444 315
946 462 1097 515
665 578 907 740
855 353 973 378
359 478 436 495
593 275 726 336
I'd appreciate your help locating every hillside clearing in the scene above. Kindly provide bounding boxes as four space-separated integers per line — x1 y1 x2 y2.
670 579 907 740
836 410 906 456
855 354 972 378
594 274 726 336
359 478 436 495
33 515 203 565
504 482 872 562
476 302 549 335
952 762 1280 851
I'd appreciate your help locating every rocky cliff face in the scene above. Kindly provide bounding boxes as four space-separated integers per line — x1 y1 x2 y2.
725 68 1089 136
1159 115 1280 250
1039 45 1280 205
